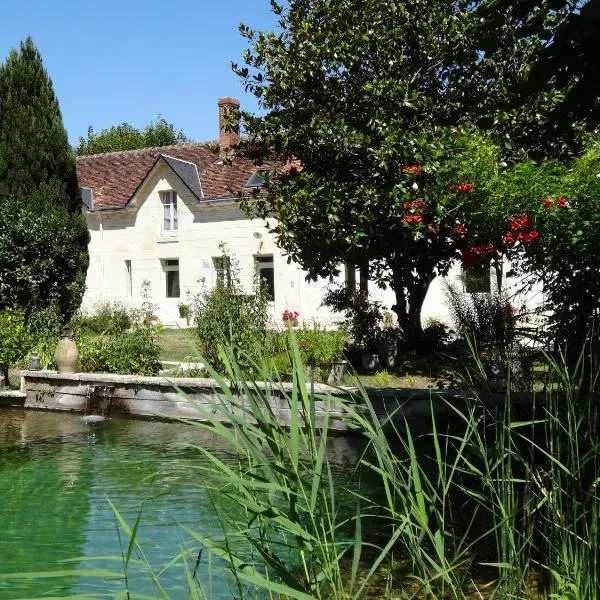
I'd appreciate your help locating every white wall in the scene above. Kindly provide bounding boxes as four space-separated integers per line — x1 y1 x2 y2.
82 164 542 330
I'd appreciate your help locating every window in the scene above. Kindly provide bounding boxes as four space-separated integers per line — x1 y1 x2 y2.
462 265 491 294
161 191 178 232
213 255 232 286
163 259 180 298
256 255 275 302
125 260 132 297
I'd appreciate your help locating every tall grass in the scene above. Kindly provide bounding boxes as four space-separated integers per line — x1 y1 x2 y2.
3 338 599 599
169 339 599 599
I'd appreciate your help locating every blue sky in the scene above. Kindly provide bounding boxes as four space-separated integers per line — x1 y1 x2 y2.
0 1 278 145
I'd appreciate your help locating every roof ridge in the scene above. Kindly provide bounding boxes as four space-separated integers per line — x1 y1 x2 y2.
75 141 219 160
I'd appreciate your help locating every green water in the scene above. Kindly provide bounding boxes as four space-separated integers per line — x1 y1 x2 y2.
0 409 365 599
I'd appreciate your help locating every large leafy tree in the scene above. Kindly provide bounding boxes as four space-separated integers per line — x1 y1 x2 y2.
0 39 88 320
234 0 528 338
477 0 600 146
75 117 191 155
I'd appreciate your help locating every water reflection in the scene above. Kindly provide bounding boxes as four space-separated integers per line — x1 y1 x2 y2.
0 410 370 598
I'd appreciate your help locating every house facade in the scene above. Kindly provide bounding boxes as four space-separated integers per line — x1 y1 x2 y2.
76 98 539 329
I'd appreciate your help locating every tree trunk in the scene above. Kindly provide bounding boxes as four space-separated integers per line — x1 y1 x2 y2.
390 260 434 346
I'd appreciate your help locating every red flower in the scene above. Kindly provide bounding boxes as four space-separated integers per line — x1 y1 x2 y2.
461 243 495 267
426 223 437 233
402 163 423 175
557 196 569 208
455 182 474 194
403 199 425 210
402 214 423 224
542 198 554 209
503 233 516 246
508 215 532 231
517 230 539 243
453 224 467 239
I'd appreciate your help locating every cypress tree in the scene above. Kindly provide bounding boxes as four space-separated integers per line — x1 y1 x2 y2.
0 37 79 211
0 38 88 320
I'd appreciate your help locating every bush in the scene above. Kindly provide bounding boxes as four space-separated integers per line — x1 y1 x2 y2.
0 308 30 380
70 302 133 336
194 281 269 374
27 304 63 369
322 285 384 351
444 283 516 350
77 325 161 376
270 326 348 381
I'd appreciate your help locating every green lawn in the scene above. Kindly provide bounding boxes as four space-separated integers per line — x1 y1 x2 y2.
157 328 201 362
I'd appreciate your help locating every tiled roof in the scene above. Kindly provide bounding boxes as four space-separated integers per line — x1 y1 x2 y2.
76 143 271 210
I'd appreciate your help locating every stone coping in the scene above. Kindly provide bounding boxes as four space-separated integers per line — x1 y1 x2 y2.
19 370 346 395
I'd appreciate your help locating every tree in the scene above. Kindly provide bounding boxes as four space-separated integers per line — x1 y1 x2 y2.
234 0 515 339
0 39 88 320
75 116 192 155
477 0 600 145
0 38 79 212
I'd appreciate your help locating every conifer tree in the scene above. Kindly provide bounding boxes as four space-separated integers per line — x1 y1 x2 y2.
0 38 88 320
0 37 79 212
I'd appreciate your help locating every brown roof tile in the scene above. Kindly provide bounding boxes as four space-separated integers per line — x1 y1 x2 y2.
76 143 271 209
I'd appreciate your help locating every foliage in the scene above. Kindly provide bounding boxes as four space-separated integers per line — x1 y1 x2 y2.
0 37 79 209
194 251 270 372
445 283 516 350
0 308 30 379
0 38 89 321
70 302 134 336
77 325 161 376
75 115 191 155
477 0 600 139
27 303 63 369
0 191 89 321
232 0 582 335
322 285 383 351
270 326 347 380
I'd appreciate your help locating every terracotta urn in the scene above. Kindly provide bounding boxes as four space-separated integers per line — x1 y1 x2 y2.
55 335 79 373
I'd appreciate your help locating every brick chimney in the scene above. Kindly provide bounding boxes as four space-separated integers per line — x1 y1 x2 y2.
218 97 240 152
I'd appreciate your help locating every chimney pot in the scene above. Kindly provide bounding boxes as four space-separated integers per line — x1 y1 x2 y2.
218 97 241 153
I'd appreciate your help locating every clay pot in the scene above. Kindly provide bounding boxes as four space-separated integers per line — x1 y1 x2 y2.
55 335 79 373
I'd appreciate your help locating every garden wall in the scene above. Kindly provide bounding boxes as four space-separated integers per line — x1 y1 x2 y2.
17 370 477 432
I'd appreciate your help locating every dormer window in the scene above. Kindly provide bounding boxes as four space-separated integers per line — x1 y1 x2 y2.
161 191 178 232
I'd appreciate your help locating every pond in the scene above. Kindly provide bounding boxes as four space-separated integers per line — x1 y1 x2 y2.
0 410 366 599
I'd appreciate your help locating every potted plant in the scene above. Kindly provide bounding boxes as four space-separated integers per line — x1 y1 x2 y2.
178 302 191 325
282 309 299 328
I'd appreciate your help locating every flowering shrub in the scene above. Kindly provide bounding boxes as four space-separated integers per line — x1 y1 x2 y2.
455 182 474 194
401 163 423 175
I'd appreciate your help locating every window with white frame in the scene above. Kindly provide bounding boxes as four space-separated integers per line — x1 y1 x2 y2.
161 191 178 233
255 255 275 302
163 259 180 298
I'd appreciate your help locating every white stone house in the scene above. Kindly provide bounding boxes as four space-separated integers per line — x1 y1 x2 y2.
76 98 540 329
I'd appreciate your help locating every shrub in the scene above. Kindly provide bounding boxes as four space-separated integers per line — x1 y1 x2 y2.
0 308 30 380
444 283 516 350
271 326 348 381
77 325 161 375
322 285 384 351
27 304 63 369
70 302 133 336
194 280 269 374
